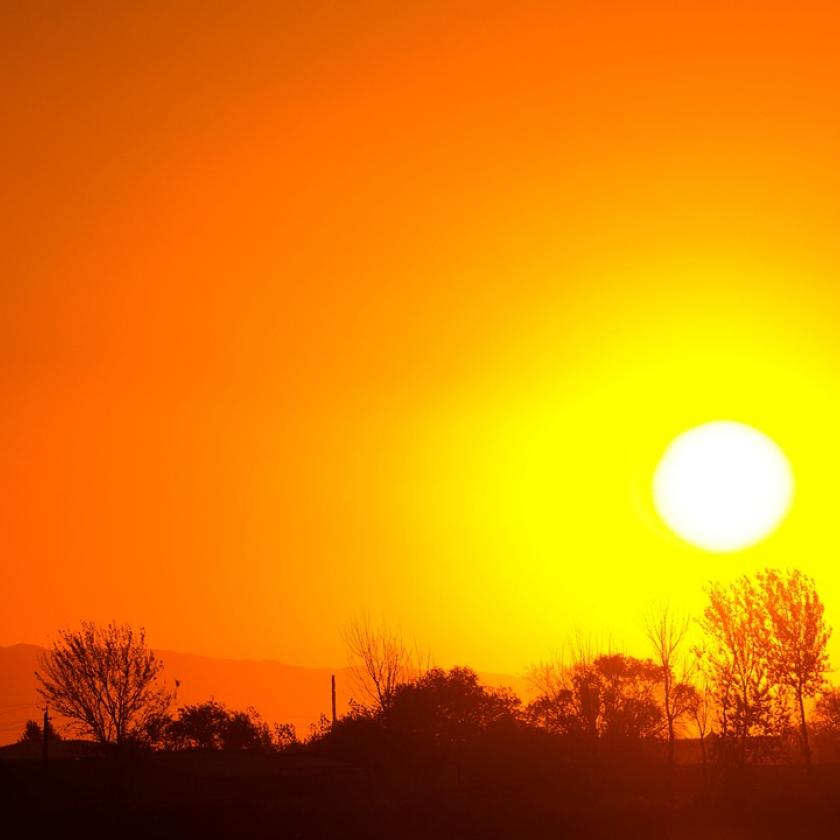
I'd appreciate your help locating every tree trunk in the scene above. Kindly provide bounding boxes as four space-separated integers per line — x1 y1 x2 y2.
740 685 749 765
663 672 675 766
667 716 675 765
798 689 812 769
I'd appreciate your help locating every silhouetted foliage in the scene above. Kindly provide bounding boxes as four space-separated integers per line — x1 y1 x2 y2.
812 688 840 761
18 567 836 786
527 653 664 741
385 666 520 743
35 621 174 747
644 604 694 764
165 700 273 751
313 666 521 771
308 712 333 741
758 568 831 767
18 718 62 745
815 688 840 732
168 700 230 750
697 570 833 766
699 577 789 763
224 708 272 750
273 721 298 749
685 677 712 776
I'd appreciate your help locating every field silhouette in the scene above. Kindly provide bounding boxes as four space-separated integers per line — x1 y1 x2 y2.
3 570 840 838
5 713 840 839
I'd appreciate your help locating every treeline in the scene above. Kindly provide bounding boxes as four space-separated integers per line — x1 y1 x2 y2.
22 568 840 770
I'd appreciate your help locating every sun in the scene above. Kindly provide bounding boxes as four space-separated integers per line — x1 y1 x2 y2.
652 421 794 553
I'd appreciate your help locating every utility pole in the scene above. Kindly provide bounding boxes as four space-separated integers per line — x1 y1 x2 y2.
42 704 49 790
331 674 337 728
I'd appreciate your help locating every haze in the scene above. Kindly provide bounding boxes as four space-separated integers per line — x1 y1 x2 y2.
4 1 840 675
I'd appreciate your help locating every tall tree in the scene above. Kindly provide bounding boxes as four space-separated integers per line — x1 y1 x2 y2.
758 569 831 768
699 578 783 763
644 604 693 764
36 621 174 747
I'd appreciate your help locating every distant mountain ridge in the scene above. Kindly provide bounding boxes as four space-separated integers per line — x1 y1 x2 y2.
0 643 531 745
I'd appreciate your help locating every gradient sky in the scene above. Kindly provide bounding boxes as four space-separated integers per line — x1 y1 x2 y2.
4 1 840 674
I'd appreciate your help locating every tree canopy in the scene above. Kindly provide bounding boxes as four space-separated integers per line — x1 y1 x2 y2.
35 621 174 747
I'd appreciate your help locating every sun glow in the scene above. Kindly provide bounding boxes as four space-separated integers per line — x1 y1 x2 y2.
653 421 794 553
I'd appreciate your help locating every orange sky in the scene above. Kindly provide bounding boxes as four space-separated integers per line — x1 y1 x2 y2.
5 1 840 674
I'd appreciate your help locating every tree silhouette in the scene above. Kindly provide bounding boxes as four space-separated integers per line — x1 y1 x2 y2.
814 688 840 730
528 645 600 738
677 670 712 780
223 707 272 751
35 621 174 747
527 653 664 740
644 604 693 764
313 666 520 769
168 700 231 750
273 721 298 749
385 667 520 745
343 616 427 711
758 568 831 768
596 654 665 740
165 700 274 751
18 718 62 745
700 577 788 763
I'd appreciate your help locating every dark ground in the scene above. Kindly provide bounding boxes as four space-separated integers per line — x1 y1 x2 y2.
3 746 840 839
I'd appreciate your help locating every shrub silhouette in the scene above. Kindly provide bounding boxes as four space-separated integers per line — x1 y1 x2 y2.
315 666 520 769
526 653 664 741
384 666 520 743
18 718 62 745
165 700 273 751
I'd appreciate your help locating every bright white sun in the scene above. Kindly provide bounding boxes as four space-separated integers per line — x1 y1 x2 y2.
653 421 794 552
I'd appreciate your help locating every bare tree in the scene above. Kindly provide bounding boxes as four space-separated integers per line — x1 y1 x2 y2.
343 616 427 711
758 569 831 769
644 603 693 765
36 621 174 747
528 638 590 698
